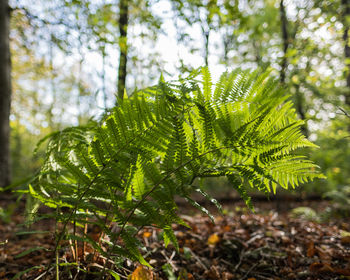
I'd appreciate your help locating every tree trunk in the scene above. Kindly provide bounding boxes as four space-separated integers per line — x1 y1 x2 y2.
0 0 12 188
342 0 350 108
295 84 308 137
279 0 288 84
279 0 308 136
101 46 107 108
202 26 209 67
117 0 129 101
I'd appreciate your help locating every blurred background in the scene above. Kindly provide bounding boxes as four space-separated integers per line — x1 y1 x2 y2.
4 0 350 210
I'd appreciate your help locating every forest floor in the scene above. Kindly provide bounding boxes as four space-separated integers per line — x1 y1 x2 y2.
0 193 349 280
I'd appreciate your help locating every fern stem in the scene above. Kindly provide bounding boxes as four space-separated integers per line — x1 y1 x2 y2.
46 116 170 276
113 145 230 244
56 249 59 280
43 164 108 279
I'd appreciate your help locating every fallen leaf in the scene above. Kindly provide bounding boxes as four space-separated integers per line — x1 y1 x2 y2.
316 246 331 262
334 268 350 276
130 265 154 280
222 225 231 232
307 241 315 257
187 273 195 280
208 265 220 279
223 272 234 280
341 236 350 245
143 232 152 238
309 262 334 273
207 233 220 246
178 268 195 280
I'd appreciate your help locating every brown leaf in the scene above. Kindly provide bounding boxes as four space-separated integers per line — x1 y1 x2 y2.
223 272 234 280
207 233 220 246
341 236 350 245
130 265 154 280
334 268 350 276
143 231 152 238
186 273 195 280
307 241 315 257
208 265 220 279
222 225 231 232
309 262 334 273
178 269 195 280
316 246 332 262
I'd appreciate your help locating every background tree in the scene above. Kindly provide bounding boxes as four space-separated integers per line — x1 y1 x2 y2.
117 0 128 100
341 0 350 122
0 0 12 188
5 0 349 195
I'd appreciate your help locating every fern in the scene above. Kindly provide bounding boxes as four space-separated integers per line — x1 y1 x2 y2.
27 68 324 276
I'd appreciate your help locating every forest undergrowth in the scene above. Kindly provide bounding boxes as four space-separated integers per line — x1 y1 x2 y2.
0 193 349 280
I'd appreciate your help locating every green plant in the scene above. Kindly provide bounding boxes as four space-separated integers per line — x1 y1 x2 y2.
290 206 320 222
27 68 324 277
305 118 350 194
323 185 350 218
0 204 16 224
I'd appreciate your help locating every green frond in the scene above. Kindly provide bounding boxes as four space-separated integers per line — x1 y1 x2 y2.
120 228 150 267
90 139 106 167
201 66 212 102
227 175 254 211
163 226 179 251
131 156 147 200
56 156 90 185
29 68 324 271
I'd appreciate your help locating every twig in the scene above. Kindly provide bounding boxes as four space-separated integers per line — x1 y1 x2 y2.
338 107 350 118
161 250 178 271
34 267 54 280
233 249 245 271
242 262 258 279
187 248 208 270
68 239 76 260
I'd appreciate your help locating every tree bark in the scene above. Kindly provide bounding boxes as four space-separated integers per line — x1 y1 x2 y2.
117 0 129 101
342 0 350 107
203 29 209 67
279 0 289 84
0 0 12 188
295 84 308 137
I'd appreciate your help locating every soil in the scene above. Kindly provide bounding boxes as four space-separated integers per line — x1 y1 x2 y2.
0 193 349 280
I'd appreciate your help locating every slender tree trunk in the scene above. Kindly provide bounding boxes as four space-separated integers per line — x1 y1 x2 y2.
117 0 129 101
77 56 84 125
202 27 209 67
295 84 308 137
342 0 350 108
252 40 261 67
101 46 107 108
279 0 288 84
0 0 12 188
48 38 57 130
279 0 308 136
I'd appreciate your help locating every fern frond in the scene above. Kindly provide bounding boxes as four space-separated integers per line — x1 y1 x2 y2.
30 68 324 273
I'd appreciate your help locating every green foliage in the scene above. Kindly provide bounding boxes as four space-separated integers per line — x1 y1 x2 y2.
0 203 16 224
323 186 350 218
291 186 350 222
10 121 46 183
290 207 320 222
27 68 323 274
305 118 350 193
